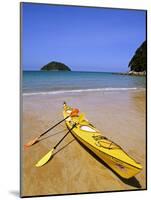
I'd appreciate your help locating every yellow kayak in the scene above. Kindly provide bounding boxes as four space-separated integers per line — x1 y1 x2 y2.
63 103 142 179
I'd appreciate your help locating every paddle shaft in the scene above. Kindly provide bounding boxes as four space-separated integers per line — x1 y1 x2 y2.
39 115 69 138
54 124 76 149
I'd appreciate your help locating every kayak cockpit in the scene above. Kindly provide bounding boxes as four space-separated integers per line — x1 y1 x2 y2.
65 108 121 150
80 125 97 133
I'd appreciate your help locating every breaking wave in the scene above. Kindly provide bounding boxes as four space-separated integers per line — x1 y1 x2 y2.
23 87 145 96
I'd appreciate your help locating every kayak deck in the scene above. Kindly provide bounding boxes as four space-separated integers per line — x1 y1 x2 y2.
63 103 142 179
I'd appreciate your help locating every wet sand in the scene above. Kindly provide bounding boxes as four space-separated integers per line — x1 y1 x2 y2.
21 90 146 196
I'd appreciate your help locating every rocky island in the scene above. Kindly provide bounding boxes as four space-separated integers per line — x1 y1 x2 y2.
40 61 71 71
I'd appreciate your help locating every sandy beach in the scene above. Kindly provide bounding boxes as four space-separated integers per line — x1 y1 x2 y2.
21 90 146 196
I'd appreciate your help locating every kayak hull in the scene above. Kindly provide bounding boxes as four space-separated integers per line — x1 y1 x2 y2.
70 131 141 179
63 103 142 179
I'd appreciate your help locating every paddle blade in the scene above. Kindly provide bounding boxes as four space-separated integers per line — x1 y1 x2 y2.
24 136 39 148
35 148 54 167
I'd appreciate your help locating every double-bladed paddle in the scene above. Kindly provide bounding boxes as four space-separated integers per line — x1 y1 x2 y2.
24 108 79 148
35 123 76 167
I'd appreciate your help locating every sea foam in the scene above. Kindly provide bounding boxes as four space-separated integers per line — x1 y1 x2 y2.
23 87 145 96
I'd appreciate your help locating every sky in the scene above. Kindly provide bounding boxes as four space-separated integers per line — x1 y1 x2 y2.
22 3 146 72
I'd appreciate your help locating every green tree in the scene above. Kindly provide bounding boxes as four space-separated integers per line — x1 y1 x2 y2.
128 41 146 72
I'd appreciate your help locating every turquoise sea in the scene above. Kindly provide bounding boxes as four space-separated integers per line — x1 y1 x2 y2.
23 71 146 95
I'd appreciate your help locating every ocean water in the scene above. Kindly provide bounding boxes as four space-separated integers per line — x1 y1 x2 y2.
23 71 146 95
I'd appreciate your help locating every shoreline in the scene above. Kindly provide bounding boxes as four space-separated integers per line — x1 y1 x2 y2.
112 71 146 76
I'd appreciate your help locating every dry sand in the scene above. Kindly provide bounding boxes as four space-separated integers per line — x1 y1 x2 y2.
21 90 146 196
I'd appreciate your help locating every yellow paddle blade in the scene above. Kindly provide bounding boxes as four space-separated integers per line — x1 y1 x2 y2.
35 148 54 167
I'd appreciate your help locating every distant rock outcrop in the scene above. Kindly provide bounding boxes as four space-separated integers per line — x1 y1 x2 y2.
128 41 147 72
40 61 71 71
